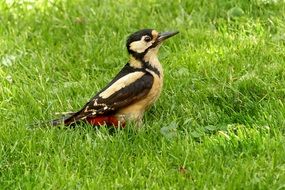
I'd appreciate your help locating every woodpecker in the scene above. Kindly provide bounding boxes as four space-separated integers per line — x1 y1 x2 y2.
52 29 179 127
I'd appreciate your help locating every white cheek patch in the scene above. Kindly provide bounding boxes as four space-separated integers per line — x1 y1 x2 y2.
99 72 145 99
129 39 153 53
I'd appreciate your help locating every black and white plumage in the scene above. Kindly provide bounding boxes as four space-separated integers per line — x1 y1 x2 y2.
52 29 179 127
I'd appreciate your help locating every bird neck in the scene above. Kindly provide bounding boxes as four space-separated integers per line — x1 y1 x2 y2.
129 52 163 78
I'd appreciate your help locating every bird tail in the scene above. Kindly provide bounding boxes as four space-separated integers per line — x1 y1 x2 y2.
28 112 76 127
56 113 126 127
30 112 125 128
61 110 93 126
49 111 75 126
27 117 64 128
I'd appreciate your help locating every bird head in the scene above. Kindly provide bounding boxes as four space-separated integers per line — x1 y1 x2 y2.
126 29 179 61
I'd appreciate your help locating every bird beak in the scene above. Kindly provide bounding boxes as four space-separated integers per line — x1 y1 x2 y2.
157 31 179 42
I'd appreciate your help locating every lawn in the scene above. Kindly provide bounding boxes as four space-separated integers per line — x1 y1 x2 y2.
1 0 285 189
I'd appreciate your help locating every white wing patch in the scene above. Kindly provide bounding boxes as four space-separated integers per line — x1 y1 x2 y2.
99 71 145 99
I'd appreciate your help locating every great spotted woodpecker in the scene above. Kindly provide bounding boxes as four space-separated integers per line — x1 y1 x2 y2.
52 29 178 127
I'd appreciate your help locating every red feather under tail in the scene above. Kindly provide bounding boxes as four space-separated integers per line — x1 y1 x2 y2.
86 115 126 128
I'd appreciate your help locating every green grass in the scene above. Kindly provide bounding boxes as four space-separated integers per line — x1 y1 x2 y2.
1 0 285 189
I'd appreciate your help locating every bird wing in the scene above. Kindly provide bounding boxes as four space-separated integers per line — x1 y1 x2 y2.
63 71 153 125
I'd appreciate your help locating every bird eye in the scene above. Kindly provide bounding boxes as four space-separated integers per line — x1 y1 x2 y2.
144 36 151 42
